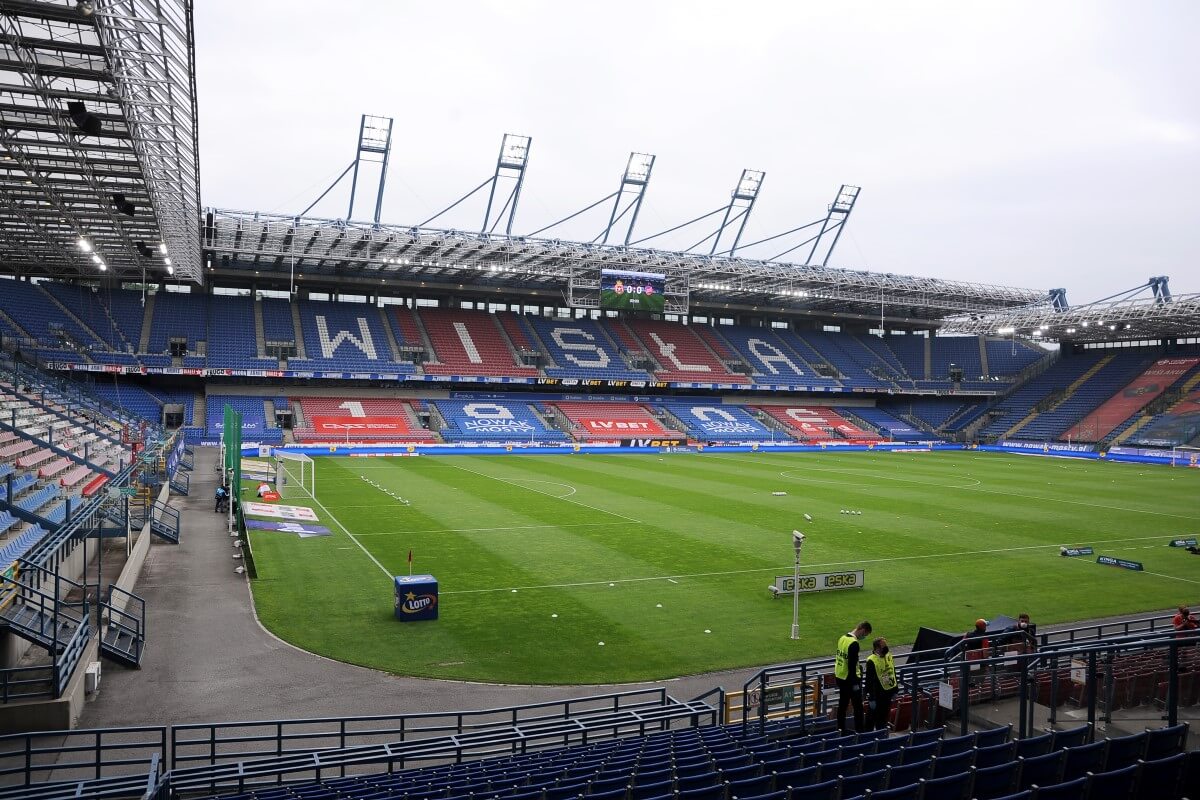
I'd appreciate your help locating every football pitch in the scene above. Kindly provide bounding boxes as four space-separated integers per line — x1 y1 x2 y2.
244 451 1200 684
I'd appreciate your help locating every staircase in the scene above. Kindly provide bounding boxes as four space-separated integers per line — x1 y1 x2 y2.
193 394 206 428
264 399 277 429
290 302 307 358
378 307 403 362
37 286 106 347
138 293 155 353
0 564 92 696
1005 356 1113 438
522 319 560 369
978 336 990 377
253 300 267 358
99 585 145 668
0 308 33 340
491 315 524 366
409 309 438 360
98 294 138 353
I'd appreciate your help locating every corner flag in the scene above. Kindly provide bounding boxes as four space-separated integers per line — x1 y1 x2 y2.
407 549 413 576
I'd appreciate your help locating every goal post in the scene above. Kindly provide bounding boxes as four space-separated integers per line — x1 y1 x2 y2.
275 452 316 500
1170 445 1200 468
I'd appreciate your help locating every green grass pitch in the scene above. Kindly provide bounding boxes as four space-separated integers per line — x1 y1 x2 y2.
244 451 1200 684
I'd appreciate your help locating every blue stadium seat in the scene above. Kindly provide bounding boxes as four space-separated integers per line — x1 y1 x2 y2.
1016 750 1064 790
970 760 1020 799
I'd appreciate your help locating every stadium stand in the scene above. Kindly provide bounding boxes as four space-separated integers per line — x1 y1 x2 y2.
977 353 1110 440
881 397 983 434
625 319 752 384
1062 356 1200 443
207 295 280 370
529 317 653 381
551 401 682 441
0 279 105 350
755 405 882 442
986 337 1049 375
38 282 128 352
1008 351 1156 442
260 297 297 344
293 300 415 373
418 308 538 378
292 397 436 442
838 406 930 441
929 335 984 380
146 289 206 355
434 399 568 442
663 402 781 441
151 721 1194 800
206 396 282 444
712 326 842 387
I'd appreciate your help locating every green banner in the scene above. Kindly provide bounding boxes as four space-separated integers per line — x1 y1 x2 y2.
223 404 242 495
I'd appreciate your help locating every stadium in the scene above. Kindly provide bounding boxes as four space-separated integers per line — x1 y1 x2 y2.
0 1 1198 798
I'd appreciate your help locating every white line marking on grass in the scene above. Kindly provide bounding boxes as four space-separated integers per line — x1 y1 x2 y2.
719 455 1198 520
443 461 642 523
352 522 632 536
667 578 679 584
440 534 1174 595
289 481 393 579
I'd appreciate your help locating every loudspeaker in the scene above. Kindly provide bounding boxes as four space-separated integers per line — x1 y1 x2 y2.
135 241 154 258
66 101 102 136
110 193 135 217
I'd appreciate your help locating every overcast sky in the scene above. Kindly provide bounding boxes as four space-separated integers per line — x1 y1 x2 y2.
195 1 1198 303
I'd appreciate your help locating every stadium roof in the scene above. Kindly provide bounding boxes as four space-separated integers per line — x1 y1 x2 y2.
0 0 201 283
941 292 1200 343
202 208 1052 321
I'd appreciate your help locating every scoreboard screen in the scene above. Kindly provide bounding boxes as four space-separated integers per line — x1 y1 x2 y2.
601 269 665 313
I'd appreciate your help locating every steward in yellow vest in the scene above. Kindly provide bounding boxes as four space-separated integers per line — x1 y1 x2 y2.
834 621 871 732
864 637 898 731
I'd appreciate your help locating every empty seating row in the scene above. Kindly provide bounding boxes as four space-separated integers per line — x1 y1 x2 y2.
551 402 681 441
196 723 1193 800
434 400 568 442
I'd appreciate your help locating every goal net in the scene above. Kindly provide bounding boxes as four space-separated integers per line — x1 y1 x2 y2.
1170 445 1200 468
276 452 316 500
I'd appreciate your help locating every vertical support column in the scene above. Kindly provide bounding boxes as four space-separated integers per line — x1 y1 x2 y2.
601 152 655 246
346 114 394 224
481 134 532 236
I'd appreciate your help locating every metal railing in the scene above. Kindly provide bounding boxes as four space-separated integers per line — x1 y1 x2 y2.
0 725 167 792
739 625 1200 739
169 687 676 772
0 688 716 798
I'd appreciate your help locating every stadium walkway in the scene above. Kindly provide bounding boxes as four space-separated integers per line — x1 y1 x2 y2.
77 449 734 729
77 448 1186 729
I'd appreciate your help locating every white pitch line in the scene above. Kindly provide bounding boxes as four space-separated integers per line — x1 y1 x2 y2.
443 461 643 523
440 534 1177 595
721 454 1200 521
352 522 632 536
288 481 393 580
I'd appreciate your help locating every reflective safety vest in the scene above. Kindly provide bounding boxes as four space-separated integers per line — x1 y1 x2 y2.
867 652 897 692
834 633 858 680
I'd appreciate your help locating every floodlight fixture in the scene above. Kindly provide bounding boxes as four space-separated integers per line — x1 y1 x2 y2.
735 169 766 200
499 134 532 169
